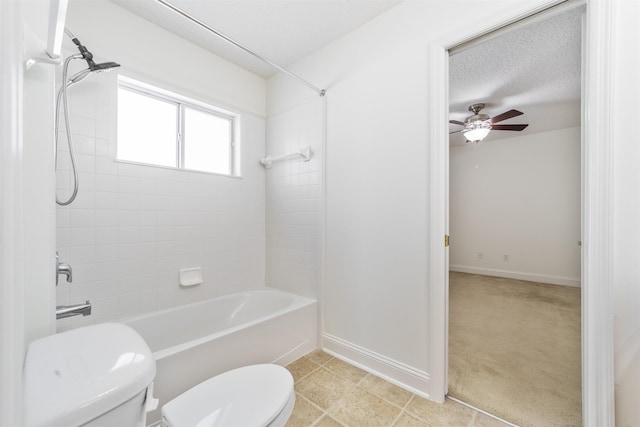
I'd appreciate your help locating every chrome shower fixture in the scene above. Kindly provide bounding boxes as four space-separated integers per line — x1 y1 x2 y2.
66 28 120 75
55 29 120 206
62 29 120 88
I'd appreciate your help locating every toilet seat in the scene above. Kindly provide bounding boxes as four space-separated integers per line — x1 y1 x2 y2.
161 364 295 427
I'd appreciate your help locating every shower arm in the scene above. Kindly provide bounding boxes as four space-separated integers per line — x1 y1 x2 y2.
154 0 326 97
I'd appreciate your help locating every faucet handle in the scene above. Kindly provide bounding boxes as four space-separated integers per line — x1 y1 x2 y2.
56 252 73 285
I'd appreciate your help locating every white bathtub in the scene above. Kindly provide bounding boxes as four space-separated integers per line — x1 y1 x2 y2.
123 288 318 426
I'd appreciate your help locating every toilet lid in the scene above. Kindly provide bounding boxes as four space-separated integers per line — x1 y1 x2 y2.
162 364 294 427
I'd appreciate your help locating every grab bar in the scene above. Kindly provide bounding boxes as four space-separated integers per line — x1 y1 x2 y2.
56 300 92 319
261 146 312 169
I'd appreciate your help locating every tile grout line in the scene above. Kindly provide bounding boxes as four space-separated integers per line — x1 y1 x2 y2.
296 392 335 427
316 367 359 426
468 411 478 427
292 362 322 385
292 353 342 426
314 365 416 426
290 351 333 385
298 362 381 426
389 394 416 426
296 353 423 427
294 352 508 427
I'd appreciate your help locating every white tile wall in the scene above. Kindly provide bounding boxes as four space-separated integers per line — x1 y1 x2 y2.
56 75 266 331
265 99 324 299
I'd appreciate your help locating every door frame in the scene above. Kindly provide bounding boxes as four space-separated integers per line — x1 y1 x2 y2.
427 0 614 424
0 1 26 426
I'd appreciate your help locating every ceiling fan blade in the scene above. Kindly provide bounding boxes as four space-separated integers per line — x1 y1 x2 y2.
449 129 464 134
449 120 465 126
491 124 529 131
491 109 523 124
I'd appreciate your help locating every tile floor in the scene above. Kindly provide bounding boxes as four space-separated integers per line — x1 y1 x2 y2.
284 350 509 427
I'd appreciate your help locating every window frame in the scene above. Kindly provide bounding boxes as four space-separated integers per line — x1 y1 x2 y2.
117 77 238 176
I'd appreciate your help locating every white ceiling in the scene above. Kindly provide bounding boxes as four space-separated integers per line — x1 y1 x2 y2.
110 0 403 77
449 6 583 146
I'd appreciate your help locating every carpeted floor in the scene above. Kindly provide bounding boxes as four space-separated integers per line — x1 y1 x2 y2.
448 272 582 427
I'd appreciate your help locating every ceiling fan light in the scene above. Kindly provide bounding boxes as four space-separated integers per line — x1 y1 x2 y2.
464 128 491 142
463 120 492 142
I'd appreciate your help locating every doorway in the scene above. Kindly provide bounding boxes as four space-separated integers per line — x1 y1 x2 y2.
427 0 616 425
446 5 583 425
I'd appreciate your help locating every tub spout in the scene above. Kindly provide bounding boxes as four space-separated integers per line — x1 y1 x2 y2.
56 300 91 319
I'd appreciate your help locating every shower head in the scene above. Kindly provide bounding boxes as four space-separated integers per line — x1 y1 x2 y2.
65 28 120 79
88 61 120 72
66 60 120 87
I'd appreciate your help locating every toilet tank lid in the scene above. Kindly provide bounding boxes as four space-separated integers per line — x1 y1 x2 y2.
23 323 156 427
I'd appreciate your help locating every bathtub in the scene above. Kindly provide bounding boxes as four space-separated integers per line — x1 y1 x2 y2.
123 288 318 426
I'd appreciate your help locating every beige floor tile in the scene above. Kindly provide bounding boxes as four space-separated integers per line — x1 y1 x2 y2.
359 374 413 407
296 368 357 410
405 396 475 425
393 412 431 427
314 415 345 426
305 350 334 366
286 394 324 426
470 412 512 427
329 387 402 427
285 348 502 427
287 357 321 383
324 357 368 383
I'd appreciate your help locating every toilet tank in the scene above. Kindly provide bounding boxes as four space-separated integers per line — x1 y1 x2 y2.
23 323 156 427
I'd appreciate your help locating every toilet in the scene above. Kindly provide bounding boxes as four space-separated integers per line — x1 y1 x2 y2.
23 323 295 427
161 364 295 427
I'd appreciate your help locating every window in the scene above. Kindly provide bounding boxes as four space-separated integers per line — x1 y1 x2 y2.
117 78 237 175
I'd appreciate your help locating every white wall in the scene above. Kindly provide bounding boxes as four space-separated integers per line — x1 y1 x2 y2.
55 0 268 330
265 98 324 299
449 127 581 286
268 0 536 397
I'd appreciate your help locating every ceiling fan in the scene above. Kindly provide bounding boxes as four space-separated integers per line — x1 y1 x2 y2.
450 103 529 142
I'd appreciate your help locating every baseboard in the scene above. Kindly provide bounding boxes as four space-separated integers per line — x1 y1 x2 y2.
322 333 431 400
449 265 581 287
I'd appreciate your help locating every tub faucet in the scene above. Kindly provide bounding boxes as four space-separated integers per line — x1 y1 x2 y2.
56 252 72 285
56 300 92 319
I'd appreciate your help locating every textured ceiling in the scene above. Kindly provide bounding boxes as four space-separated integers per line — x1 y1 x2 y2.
449 6 583 146
110 0 403 77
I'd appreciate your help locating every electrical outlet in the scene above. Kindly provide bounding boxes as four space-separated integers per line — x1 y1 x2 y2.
503 254 509 261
